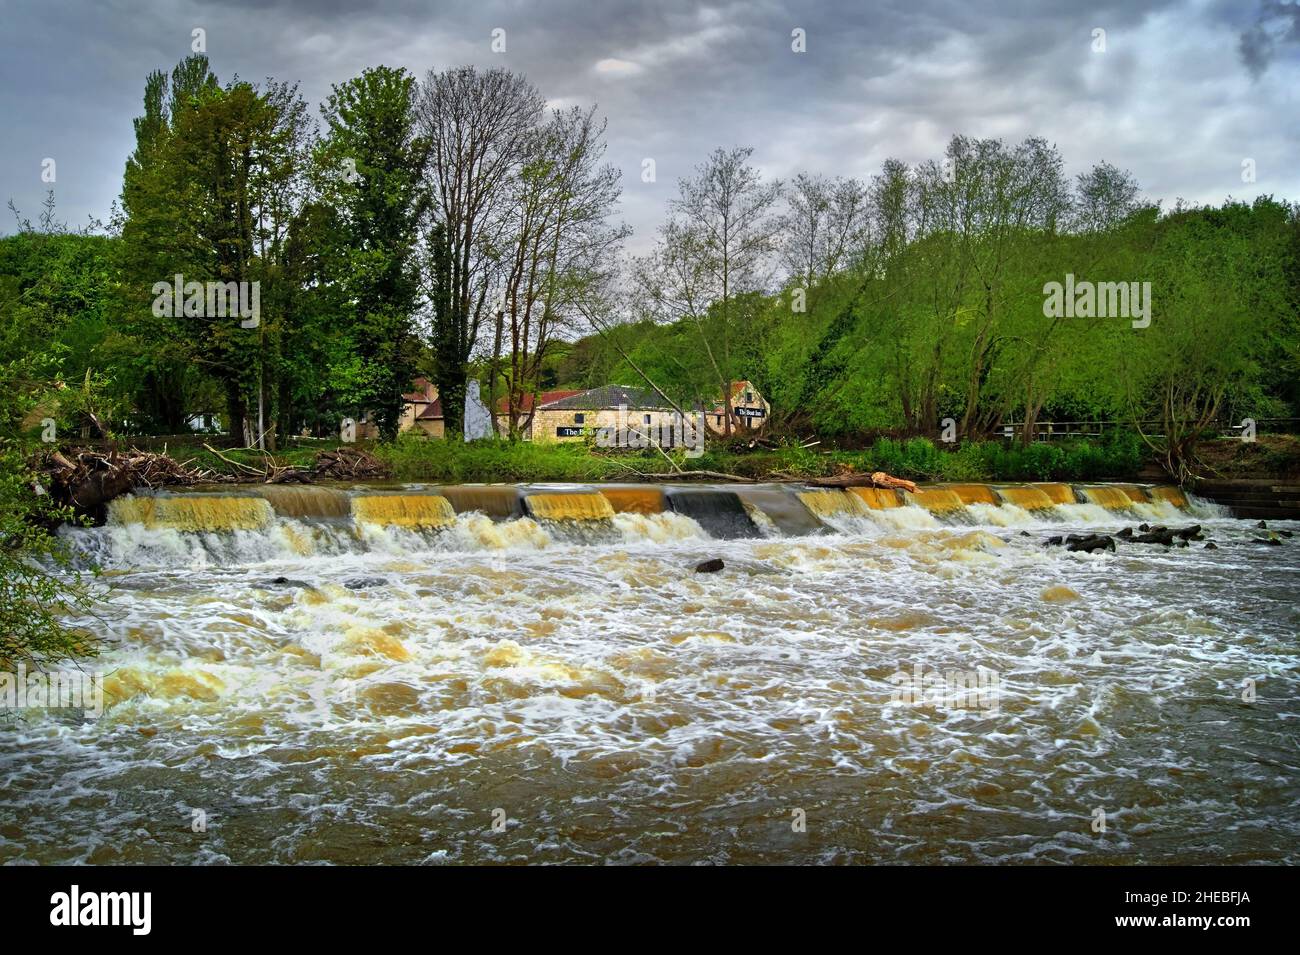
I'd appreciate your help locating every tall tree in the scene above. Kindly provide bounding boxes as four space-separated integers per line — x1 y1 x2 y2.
778 173 870 290
315 66 429 439
415 66 543 434
494 105 628 439
120 57 311 446
638 146 782 436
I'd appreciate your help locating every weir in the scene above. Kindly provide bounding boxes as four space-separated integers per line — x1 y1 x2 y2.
95 482 1199 550
438 485 524 520
1034 483 1078 505
666 488 761 538
352 494 456 528
599 486 666 514
107 495 273 531
1116 484 1150 504
797 489 872 518
1079 486 1140 509
250 485 351 519
523 492 616 521
1149 486 1188 508
996 486 1056 510
848 487 903 509
904 488 965 513
944 484 1000 506
733 486 825 536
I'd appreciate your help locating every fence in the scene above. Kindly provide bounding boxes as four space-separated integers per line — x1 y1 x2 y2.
999 418 1300 442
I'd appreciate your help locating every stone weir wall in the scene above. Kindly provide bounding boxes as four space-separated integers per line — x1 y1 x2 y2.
1191 478 1300 520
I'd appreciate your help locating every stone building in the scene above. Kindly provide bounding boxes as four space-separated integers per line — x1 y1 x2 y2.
398 377 444 437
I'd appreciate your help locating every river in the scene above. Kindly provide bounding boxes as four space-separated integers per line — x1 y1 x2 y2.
1 481 1296 864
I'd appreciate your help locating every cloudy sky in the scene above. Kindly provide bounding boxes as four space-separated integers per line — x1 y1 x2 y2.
2 0 1297 251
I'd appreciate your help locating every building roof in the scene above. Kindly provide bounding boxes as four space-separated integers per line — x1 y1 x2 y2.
416 398 443 420
539 384 676 411
708 380 765 416
403 376 437 403
495 390 582 415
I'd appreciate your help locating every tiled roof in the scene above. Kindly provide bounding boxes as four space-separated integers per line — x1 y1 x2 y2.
495 390 581 414
416 398 443 420
403 376 437 402
539 384 675 411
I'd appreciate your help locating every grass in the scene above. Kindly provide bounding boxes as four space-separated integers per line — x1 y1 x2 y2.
369 432 1148 484
1193 434 1300 479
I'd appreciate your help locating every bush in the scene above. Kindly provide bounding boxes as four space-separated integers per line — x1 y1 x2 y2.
0 445 98 668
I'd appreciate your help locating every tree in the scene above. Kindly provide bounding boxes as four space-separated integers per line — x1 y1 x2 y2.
1072 161 1141 233
778 173 870 290
416 66 544 435
315 65 429 439
120 57 312 447
492 106 628 439
638 146 782 436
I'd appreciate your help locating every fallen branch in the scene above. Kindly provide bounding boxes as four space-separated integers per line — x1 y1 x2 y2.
636 469 754 483
202 443 265 477
809 470 919 492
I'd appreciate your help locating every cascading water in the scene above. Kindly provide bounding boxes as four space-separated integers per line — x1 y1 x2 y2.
665 487 762 539
9 479 1294 865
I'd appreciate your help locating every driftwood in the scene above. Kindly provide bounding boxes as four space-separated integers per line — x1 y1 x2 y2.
624 469 755 483
201 443 318 484
808 470 919 493
314 447 390 480
202 443 264 476
38 446 206 523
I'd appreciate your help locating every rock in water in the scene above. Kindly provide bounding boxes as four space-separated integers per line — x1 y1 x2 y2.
1066 534 1115 553
1133 529 1175 546
343 577 388 590
1204 542 1218 549
694 558 725 573
464 379 493 442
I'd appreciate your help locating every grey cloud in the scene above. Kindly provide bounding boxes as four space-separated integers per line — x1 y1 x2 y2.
1237 0 1300 78
1 0 1296 249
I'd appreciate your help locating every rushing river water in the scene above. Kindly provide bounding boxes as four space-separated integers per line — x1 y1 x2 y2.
1 481 1297 865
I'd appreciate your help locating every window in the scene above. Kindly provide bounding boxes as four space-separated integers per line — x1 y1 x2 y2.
744 391 753 403
643 414 651 424
574 413 585 424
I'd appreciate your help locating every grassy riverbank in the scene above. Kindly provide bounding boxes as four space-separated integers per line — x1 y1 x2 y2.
372 432 1148 484
148 432 1300 486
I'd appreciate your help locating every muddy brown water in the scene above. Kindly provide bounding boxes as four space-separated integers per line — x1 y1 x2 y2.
0 482 1296 864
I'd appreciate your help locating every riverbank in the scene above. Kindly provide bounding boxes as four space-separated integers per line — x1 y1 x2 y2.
52 432 1300 493
195 433 1152 485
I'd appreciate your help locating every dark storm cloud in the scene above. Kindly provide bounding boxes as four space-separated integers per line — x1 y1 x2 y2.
1237 0 1300 77
1 0 1296 248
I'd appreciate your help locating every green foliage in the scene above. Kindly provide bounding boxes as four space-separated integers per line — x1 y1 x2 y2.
314 66 429 439
0 446 97 667
376 434 634 482
0 354 99 667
